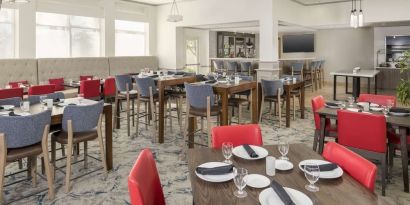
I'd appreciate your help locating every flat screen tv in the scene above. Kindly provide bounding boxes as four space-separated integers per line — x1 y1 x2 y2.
283 34 315 53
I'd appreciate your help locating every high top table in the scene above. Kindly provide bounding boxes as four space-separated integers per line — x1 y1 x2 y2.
330 70 380 100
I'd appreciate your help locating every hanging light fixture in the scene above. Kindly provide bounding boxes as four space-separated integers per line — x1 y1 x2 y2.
167 0 183 22
350 0 364 28
358 0 364 27
349 0 356 28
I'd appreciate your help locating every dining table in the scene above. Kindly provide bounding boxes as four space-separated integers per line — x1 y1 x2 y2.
11 98 114 170
316 106 410 192
188 144 384 205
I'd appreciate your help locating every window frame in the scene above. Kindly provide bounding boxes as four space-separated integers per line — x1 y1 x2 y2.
115 20 148 56
0 8 17 58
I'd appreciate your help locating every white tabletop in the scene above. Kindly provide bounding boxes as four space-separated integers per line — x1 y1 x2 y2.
330 70 380 78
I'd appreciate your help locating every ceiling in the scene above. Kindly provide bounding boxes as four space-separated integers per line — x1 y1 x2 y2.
125 0 193 6
290 0 352 6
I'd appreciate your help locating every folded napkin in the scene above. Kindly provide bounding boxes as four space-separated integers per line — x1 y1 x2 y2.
9 112 20 116
325 102 339 107
149 75 159 78
68 103 77 106
196 164 234 175
302 163 338 171
205 80 217 84
390 108 410 114
270 180 295 205
0 106 3 110
53 98 60 103
243 144 259 158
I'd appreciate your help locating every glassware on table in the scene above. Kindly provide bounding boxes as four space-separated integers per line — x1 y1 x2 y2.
40 95 46 104
347 96 355 107
278 141 289 160
233 167 248 198
20 101 30 112
304 163 320 192
69 79 73 85
266 156 276 176
382 105 389 117
222 142 233 164
78 94 84 105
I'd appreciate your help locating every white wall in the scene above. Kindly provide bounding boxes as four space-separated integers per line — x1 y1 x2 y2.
373 26 410 66
182 28 209 67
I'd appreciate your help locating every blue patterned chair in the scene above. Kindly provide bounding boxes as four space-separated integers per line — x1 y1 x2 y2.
114 75 138 137
51 101 106 193
0 110 54 202
260 79 285 126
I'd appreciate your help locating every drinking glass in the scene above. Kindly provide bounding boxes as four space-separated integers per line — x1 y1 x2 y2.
304 163 320 192
233 167 248 198
278 141 289 160
382 105 389 117
78 94 84 105
347 97 355 107
222 142 233 164
40 95 46 104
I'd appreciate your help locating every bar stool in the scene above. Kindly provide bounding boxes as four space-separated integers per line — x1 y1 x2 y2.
260 79 284 126
114 75 138 137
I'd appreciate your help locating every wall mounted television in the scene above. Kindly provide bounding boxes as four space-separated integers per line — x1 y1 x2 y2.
283 34 315 53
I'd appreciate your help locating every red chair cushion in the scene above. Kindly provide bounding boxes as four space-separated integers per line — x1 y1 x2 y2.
358 94 396 107
323 142 377 192
80 79 100 99
103 78 116 96
211 124 263 149
128 149 165 205
337 110 386 153
28 84 55 95
80 75 93 81
49 78 65 91
8 80 28 88
0 88 24 99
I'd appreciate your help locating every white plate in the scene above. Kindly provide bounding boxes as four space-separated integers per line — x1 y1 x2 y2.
244 174 270 188
259 187 313 205
390 112 410 117
346 108 360 112
232 145 269 160
0 105 15 110
275 160 294 171
370 103 379 107
370 107 383 112
195 162 234 183
298 159 343 179
325 105 340 109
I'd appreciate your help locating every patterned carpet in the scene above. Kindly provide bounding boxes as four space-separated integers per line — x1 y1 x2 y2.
3 105 410 205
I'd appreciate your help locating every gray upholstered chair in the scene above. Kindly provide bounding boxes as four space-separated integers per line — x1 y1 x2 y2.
114 75 138 136
51 101 106 193
184 83 220 147
213 60 224 72
291 62 304 81
260 79 284 126
240 62 252 75
0 97 21 107
226 61 238 75
28 92 65 105
228 76 253 124
0 110 54 202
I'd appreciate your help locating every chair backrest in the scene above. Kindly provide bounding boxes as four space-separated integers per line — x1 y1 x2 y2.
291 62 304 72
0 88 23 100
49 78 65 91
184 83 214 109
135 77 157 97
241 76 253 81
213 60 224 70
8 80 28 88
323 142 377 192
0 97 21 107
128 149 165 205
311 95 326 130
80 79 101 99
80 75 93 81
28 84 55 95
115 75 133 92
211 124 263 149
28 92 65 104
240 62 251 72
261 79 284 97
227 61 238 72
62 101 104 133
358 94 397 107
103 77 116 96
310 61 318 71
337 109 386 153
0 110 51 148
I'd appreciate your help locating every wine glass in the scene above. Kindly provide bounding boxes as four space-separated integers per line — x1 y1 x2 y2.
278 141 289 160
233 167 248 198
382 105 389 117
304 163 320 192
222 142 233 164
347 97 355 107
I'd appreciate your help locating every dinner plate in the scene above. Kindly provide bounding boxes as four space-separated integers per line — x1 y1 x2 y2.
195 162 234 183
275 160 294 171
389 112 410 117
370 103 379 107
325 105 340 109
232 145 269 160
298 159 343 179
244 174 270 188
0 105 15 110
346 108 360 112
259 187 313 205
370 107 383 112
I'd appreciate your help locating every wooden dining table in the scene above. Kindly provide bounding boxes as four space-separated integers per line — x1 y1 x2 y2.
188 144 383 205
14 98 114 170
316 107 410 192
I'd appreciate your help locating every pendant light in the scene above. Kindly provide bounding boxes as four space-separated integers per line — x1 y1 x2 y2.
349 0 356 28
350 0 364 28
167 0 183 22
358 0 364 27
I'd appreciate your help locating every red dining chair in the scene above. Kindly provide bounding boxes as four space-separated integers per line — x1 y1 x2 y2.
103 77 116 102
0 88 24 99
211 124 263 149
8 80 28 88
28 84 55 96
80 75 93 81
311 95 338 151
323 142 377 192
337 109 387 195
80 79 101 100
49 78 65 91
358 94 396 107
128 149 165 205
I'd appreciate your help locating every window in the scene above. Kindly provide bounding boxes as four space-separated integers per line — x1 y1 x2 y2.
36 12 101 58
115 20 147 56
0 9 16 58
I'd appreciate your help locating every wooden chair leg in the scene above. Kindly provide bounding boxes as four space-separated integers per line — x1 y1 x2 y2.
126 94 131 137
238 104 242 124
61 144 65 157
206 96 212 147
136 99 140 136
84 141 88 169
178 96 183 134
18 159 23 169
41 127 54 200
278 90 282 127
73 144 78 162
97 115 108 175
113 94 119 130
381 155 387 196
259 97 265 123
200 117 204 137
0 134 6 204
168 99 173 133
51 138 56 180
293 95 296 120
65 121 74 193
132 99 135 127
145 102 149 129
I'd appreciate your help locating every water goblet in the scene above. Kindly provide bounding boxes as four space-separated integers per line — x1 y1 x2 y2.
278 141 289 160
233 167 248 198
347 96 355 107
304 163 320 192
222 142 233 164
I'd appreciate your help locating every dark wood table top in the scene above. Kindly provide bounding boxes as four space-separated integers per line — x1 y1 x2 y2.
188 144 382 205
316 107 410 128
212 80 257 94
